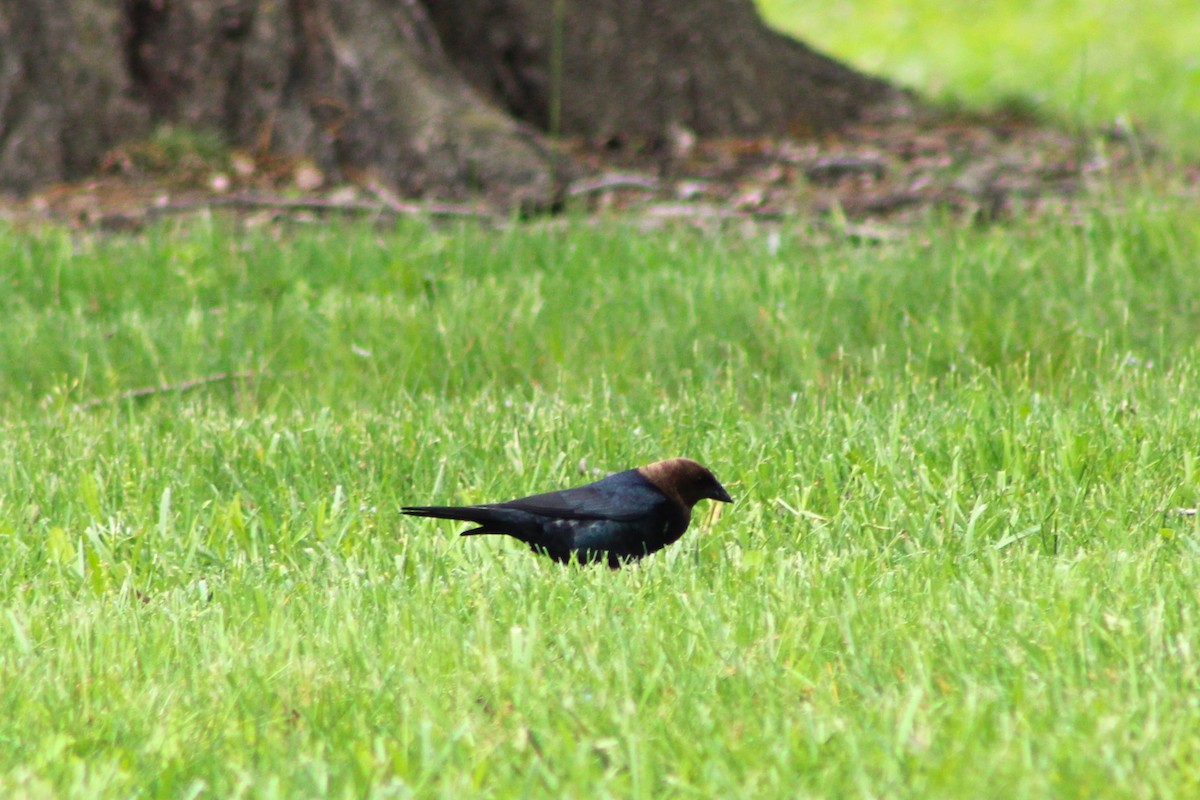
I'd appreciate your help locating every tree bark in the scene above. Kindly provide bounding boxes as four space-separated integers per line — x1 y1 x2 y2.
119 0 560 205
0 0 148 194
423 0 908 141
0 0 907 203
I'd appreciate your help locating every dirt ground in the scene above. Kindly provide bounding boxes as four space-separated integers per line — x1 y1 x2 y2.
3 108 1195 234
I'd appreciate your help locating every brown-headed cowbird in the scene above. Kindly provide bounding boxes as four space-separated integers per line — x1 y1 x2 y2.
403 457 732 568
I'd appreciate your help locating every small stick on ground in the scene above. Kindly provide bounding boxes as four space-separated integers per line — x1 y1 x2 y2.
72 371 256 411
144 194 495 221
566 173 660 197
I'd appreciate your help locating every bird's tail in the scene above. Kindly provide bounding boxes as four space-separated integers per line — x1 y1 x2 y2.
401 505 524 536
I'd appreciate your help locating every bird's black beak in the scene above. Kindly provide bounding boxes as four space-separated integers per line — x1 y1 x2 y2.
710 484 733 504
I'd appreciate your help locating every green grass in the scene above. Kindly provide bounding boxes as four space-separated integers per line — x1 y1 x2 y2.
2 200 1200 796
757 0 1200 155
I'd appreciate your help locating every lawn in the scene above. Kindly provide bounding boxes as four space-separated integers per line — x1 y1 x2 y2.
758 0 1200 155
3 2 1200 796
2 202 1199 797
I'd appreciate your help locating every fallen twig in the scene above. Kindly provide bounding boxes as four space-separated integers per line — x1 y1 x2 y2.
361 178 495 219
144 194 495 221
567 173 660 197
72 371 256 411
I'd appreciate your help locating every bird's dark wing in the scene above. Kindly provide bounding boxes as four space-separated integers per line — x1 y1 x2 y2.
496 469 669 521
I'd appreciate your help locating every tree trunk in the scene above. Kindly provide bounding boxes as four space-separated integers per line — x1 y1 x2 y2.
119 0 560 206
0 0 908 203
423 0 907 142
0 0 148 194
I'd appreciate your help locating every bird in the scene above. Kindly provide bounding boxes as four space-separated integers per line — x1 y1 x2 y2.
402 458 732 568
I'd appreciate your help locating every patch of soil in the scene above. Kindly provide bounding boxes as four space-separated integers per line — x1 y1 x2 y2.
564 110 1194 226
2 110 1195 232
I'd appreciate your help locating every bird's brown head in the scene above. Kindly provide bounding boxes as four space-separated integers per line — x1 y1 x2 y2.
639 458 733 508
